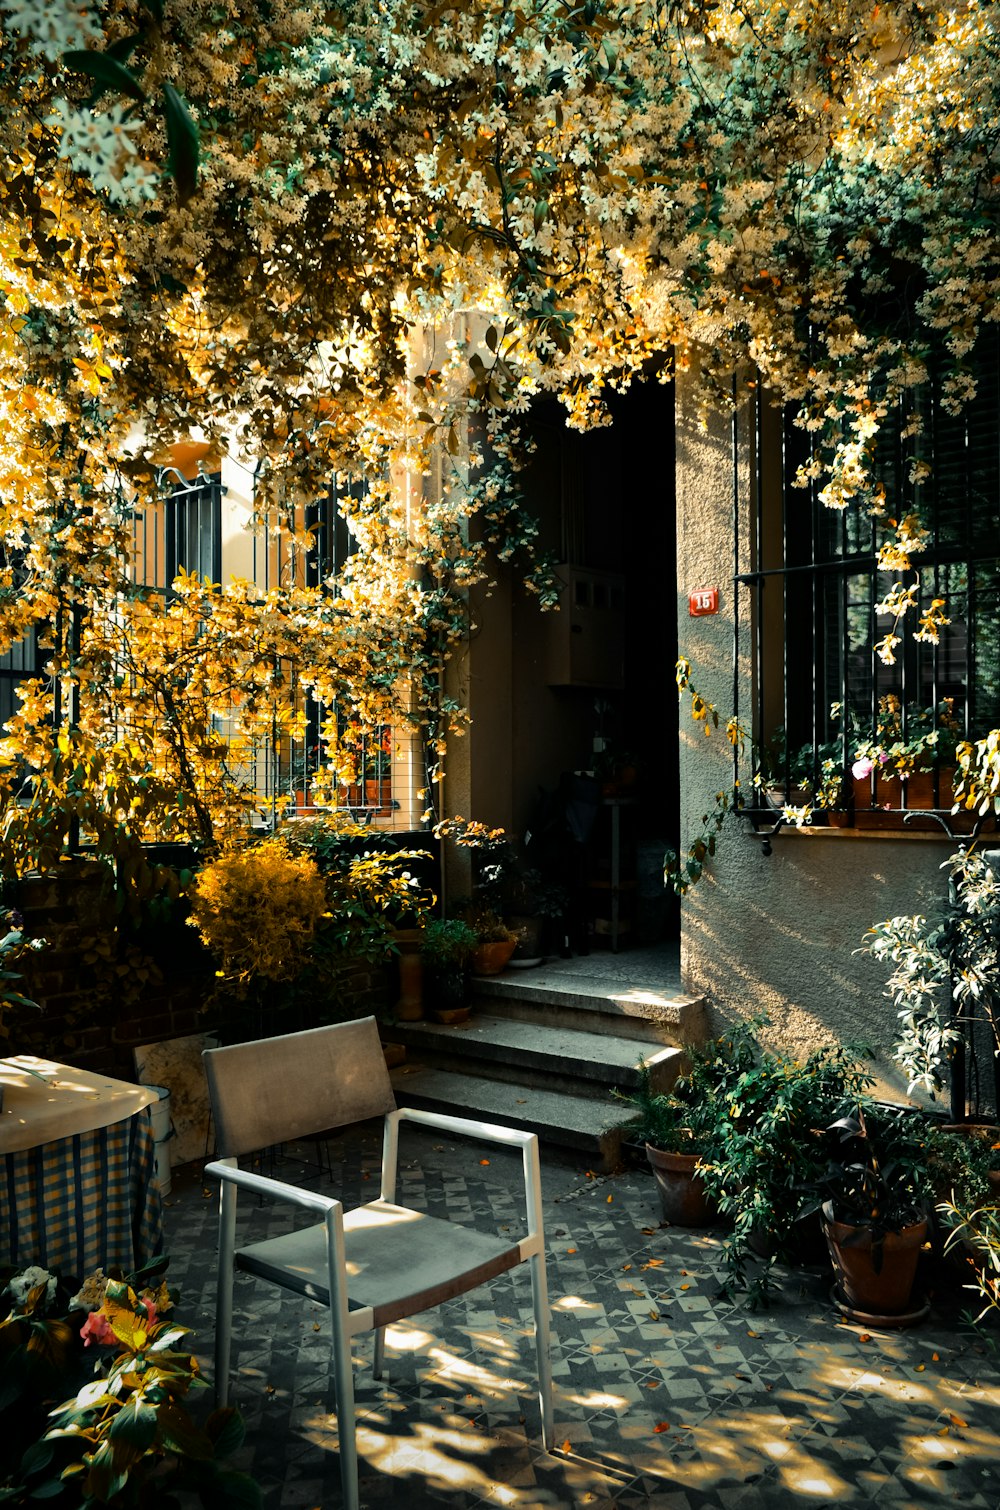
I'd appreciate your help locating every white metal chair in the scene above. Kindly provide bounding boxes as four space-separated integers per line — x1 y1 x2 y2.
202 1017 553 1510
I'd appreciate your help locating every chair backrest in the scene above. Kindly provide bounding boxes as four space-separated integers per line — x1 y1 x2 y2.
204 1017 397 1158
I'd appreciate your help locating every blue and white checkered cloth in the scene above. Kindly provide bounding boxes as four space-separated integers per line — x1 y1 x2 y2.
0 1108 164 1280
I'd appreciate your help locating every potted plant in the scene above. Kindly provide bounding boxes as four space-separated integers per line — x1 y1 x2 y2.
616 1059 720 1228
456 900 518 976
756 728 848 826
696 1032 876 1305
851 695 965 825
816 1103 933 1321
419 917 478 1023
438 817 566 965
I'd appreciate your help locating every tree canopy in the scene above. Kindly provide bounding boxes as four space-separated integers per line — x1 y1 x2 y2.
1 0 998 859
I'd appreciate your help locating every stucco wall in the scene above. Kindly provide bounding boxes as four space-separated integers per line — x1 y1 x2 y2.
674 370 956 1101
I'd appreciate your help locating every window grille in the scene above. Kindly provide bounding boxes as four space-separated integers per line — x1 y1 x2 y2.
131 471 223 591
741 331 1000 819
0 628 39 727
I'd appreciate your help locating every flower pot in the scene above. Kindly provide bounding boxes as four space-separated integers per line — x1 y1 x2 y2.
471 939 516 976
645 1143 716 1227
853 768 976 833
425 964 471 1023
821 1204 928 1315
394 927 423 1019
506 913 545 964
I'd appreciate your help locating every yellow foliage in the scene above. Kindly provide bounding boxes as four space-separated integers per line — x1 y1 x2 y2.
189 839 328 989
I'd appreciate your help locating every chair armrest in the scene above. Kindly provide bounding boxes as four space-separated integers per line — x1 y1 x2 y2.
389 1106 536 1148
204 1159 341 1217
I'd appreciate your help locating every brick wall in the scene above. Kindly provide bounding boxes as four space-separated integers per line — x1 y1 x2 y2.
9 858 391 1081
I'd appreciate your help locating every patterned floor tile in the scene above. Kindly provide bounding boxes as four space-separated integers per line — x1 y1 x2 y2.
160 1125 1000 1509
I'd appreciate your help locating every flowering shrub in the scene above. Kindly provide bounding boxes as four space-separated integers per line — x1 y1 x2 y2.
851 696 961 782
189 839 328 993
0 1260 259 1507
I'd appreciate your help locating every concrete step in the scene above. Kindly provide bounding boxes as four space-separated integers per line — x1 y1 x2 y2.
388 1063 630 1164
472 970 707 1048
389 1012 682 1097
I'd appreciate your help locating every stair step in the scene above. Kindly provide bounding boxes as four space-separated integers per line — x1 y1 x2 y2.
389 1064 630 1163
473 972 706 1048
389 1013 681 1095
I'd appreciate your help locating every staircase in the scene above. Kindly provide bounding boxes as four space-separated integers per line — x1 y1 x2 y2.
385 943 707 1168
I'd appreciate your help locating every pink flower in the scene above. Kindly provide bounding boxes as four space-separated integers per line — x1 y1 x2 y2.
852 757 873 780
80 1310 116 1348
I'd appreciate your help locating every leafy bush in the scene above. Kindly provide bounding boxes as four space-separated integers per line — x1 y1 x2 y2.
0 1260 259 1507
189 838 328 992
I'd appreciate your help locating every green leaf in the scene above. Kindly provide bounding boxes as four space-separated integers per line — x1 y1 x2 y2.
205 1407 245 1458
212 1469 264 1509
62 50 146 103
20 1440 55 1478
162 82 200 205
156 1402 214 1460
109 1398 158 1453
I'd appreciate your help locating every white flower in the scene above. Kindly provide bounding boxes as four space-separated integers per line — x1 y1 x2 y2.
1 0 99 62
6 1265 57 1306
48 100 158 206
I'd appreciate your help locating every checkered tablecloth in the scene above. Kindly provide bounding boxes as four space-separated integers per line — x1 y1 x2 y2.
0 1108 164 1281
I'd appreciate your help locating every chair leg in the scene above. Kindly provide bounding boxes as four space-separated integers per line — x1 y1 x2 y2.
529 1252 554 1450
331 1323 361 1510
372 1325 386 1380
215 1181 238 1409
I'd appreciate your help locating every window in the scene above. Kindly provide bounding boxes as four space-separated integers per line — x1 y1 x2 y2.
746 332 1000 804
130 470 223 591
164 472 222 585
0 628 39 728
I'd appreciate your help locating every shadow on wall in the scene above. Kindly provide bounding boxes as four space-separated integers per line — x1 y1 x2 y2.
680 832 958 1103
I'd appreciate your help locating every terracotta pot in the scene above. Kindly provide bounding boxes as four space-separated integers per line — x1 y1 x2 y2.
471 939 516 976
425 964 470 1022
394 927 424 1019
822 1204 928 1315
645 1143 716 1227
853 767 976 833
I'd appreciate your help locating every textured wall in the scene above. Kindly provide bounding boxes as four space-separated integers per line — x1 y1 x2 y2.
674 371 956 1101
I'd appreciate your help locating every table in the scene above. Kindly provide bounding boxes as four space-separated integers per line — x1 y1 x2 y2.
0 1056 163 1279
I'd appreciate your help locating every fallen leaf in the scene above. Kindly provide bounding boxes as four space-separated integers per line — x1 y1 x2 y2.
585 1170 595 1178
680 1284 690 1291
915 1363 925 1372
653 1422 670 1434
646 1380 660 1389
948 1413 968 1428
648 1309 659 1320
641 1227 656 1235
858 1333 872 1343
932 1353 940 1361
622 1263 632 1271
560 1439 572 1454
313 1322 321 1332
607 1194 614 1203
567 1247 577 1254
516 1098 527 1104
747 1330 758 1338
642 1258 664 1269
937 1426 950 1437
479 1159 490 1166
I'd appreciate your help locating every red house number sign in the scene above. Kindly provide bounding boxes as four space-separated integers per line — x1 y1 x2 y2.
688 587 719 617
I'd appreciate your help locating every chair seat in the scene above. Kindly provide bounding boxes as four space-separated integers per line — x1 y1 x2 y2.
235 1199 523 1328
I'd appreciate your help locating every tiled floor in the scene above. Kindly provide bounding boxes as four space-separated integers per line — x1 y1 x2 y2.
163 1120 1000 1509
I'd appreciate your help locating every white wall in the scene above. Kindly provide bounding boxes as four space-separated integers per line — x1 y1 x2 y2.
674 370 955 1101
